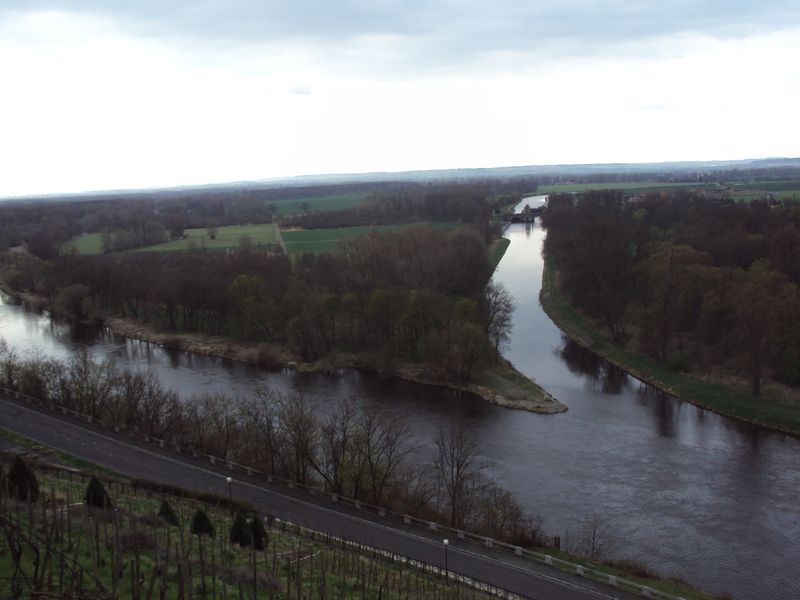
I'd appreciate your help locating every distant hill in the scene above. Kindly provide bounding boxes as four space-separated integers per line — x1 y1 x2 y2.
2 157 799 203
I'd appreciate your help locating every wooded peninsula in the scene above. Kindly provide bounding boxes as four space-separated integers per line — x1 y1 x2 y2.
0 179 562 413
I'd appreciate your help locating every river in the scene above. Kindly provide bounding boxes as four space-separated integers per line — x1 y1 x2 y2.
0 196 798 599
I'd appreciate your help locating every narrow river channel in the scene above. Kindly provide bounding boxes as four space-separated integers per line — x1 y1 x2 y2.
0 196 798 599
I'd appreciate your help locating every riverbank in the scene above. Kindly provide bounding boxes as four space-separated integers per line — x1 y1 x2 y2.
106 314 566 414
1 286 564 414
488 237 511 272
540 259 800 437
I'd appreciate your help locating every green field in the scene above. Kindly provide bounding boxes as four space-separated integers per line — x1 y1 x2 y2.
730 181 800 201
130 223 278 253
282 222 457 255
538 181 705 194
538 180 800 200
67 232 104 255
272 192 369 215
732 180 800 192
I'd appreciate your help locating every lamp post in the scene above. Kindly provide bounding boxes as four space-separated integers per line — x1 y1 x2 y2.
443 538 449 580
226 477 233 516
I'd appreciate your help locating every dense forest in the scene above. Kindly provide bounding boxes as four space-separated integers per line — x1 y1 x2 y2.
0 184 518 383
542 191 800 395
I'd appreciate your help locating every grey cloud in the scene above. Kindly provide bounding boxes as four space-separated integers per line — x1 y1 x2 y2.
3 1 799 66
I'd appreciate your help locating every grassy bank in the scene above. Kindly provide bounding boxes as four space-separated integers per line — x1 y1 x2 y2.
104 311 562 413
488 237 510 273
540 259 800 437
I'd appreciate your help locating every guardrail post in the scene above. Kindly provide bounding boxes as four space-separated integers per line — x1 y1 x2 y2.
159 440 165 448
209 456 215 465
575 566 585 577
428 522 437 531
228 462 234 470
544 555 553 565
354 501 361 509
403 515 411 524
331 494 338 502
608 575 617 586
641 587 652 597
515 546 523 556
457 531 465 539
144 434 150 442
484 538 493 548
378 508 386 517
287 481 294 488
267 475 274 483
246 467 252 476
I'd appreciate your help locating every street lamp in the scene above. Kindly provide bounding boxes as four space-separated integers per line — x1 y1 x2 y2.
443 539 449 580
226 477 233 515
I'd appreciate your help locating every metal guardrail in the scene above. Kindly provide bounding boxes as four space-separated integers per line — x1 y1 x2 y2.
0 384 686 600
278 518 525 599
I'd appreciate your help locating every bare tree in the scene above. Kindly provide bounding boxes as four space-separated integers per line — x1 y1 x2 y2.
567 513 614 561
483 281 517 361
358 408 414 505
277 394 319 484
313 398 361 496
433 424 487 528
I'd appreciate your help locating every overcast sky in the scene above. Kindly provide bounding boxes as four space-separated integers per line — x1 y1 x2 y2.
1 1 798 196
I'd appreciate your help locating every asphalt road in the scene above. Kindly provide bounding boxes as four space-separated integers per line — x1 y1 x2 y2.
0 393 641 600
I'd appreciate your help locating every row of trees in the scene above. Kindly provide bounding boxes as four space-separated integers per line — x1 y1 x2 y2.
543 191 800 394
282 186 501 231
0 343 539 542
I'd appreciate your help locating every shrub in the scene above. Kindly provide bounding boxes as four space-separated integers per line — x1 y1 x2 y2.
119 527 156 552
162 336 183 351
230 512 252 548
250 514 268 551
158 499 179 526
8 457 39 502
85 476 113 509
191 509 215 538
256 344 282 369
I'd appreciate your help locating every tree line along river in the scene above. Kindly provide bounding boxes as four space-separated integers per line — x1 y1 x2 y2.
0 196 797 600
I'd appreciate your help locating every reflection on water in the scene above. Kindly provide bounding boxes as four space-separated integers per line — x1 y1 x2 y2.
558 337 629 394
0 199 799 599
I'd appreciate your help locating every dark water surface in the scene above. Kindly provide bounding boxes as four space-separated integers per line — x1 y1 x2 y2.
1 197 798 599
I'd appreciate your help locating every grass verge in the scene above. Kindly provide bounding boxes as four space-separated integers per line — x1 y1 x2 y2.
0 425 122 476
540 259 800 437
488 237 510 273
